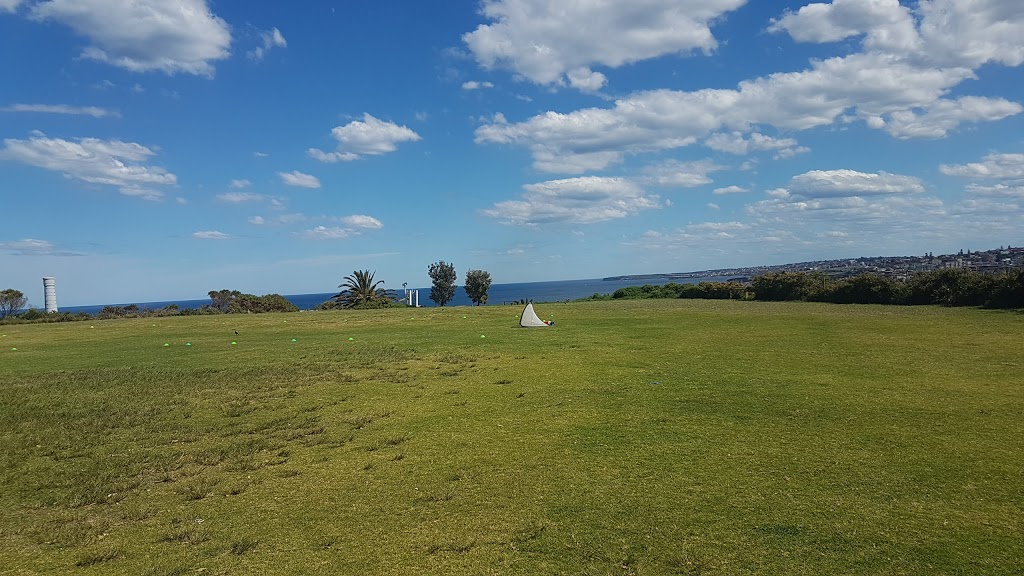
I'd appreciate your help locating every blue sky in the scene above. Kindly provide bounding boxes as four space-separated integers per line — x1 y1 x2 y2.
2 0 1023 306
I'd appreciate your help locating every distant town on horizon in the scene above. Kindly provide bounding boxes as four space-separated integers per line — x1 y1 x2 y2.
607 244 1024 283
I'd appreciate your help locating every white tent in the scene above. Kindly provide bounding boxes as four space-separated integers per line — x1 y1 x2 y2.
519 302 550 327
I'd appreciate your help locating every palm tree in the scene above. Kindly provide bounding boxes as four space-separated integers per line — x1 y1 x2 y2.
332 270 395 308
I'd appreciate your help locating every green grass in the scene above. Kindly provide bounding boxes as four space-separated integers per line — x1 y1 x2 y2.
0 300 1021 574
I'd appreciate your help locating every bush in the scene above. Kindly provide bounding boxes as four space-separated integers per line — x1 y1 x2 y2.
227 293 298 314
984 269 1024 309
179 305 223 316
811 274 906 305
2 309 92 324
98 304 142 319
751 272 823 301
904 269 994 307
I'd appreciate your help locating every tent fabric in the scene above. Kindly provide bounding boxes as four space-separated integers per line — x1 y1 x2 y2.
520 302 550 327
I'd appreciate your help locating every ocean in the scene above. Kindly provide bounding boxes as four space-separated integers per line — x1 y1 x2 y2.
55 276 733 316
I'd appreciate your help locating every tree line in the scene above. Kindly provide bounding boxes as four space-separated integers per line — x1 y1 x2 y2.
588 268 1024 309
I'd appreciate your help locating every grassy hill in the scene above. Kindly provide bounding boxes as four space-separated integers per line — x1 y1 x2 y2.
1 300 1021 574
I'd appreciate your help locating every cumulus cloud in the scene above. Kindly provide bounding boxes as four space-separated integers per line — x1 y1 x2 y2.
566 67 607 92
940 153 1024 179
705 131 808 157
308 113 421 163
463 0 746 88
29 0 232 76
248 216 265 225
278 170 321 189
300 226 355 240
1 103 119 118
475 2 1024 172
883 97 1022 139
247 27 287 61
192 230 230 240
942 152 1024 198
462 80 494 90
713 185 748 195
643 159 724 188
0 132 176 200
229 179 251 189
340 214 384 229
965 184 1024 198
916 0 1024 68
768 0 920 53
482 176 663 225
0 0 23 12
786 169 925 198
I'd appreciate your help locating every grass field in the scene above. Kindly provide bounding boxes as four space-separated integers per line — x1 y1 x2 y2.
0 300 1021 575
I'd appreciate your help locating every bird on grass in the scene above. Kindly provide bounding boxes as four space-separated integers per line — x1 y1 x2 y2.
234 330 239 335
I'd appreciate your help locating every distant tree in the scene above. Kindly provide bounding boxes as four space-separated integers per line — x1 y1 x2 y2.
428 261 457 306
904 269 991 307
332 270 395 309
209 289 241 312
229 293 299 313
0 289 28 319
811 274 905 305
464 269 492 306
751 272 817 301
984 269 1024 309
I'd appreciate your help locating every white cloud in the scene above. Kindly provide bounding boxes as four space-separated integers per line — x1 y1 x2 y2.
884 97 1022 139
482 176 663 225
248 27 287 61
643 159 724 188
0 0 23 12
769 0 1024 69
475 2 1024 173
307 148 359 163
707 202 720 210
278 170 321 189
940 153 1024 179
217 192 264 203
705 131 807 157
713 185 748 195
941 151 1024 198
787 169 925 198
916 0 1024 68
301 226 355 240
965 184 1024 198
340 214 383 229
566 67 607 92
1 238 85 256
768 0 920 53
229 179 251 189
248 213 306 226
463 0 746 88
476 53 986 172
1 103 119 118
254 151 269 158
192 230 230 240
462 80 494 90
0 132 176 200
309 113 421 162
29 0 232 76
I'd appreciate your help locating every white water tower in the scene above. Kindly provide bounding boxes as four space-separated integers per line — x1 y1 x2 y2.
42 277 58 313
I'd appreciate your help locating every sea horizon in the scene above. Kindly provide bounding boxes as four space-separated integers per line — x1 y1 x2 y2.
44 275 734 316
